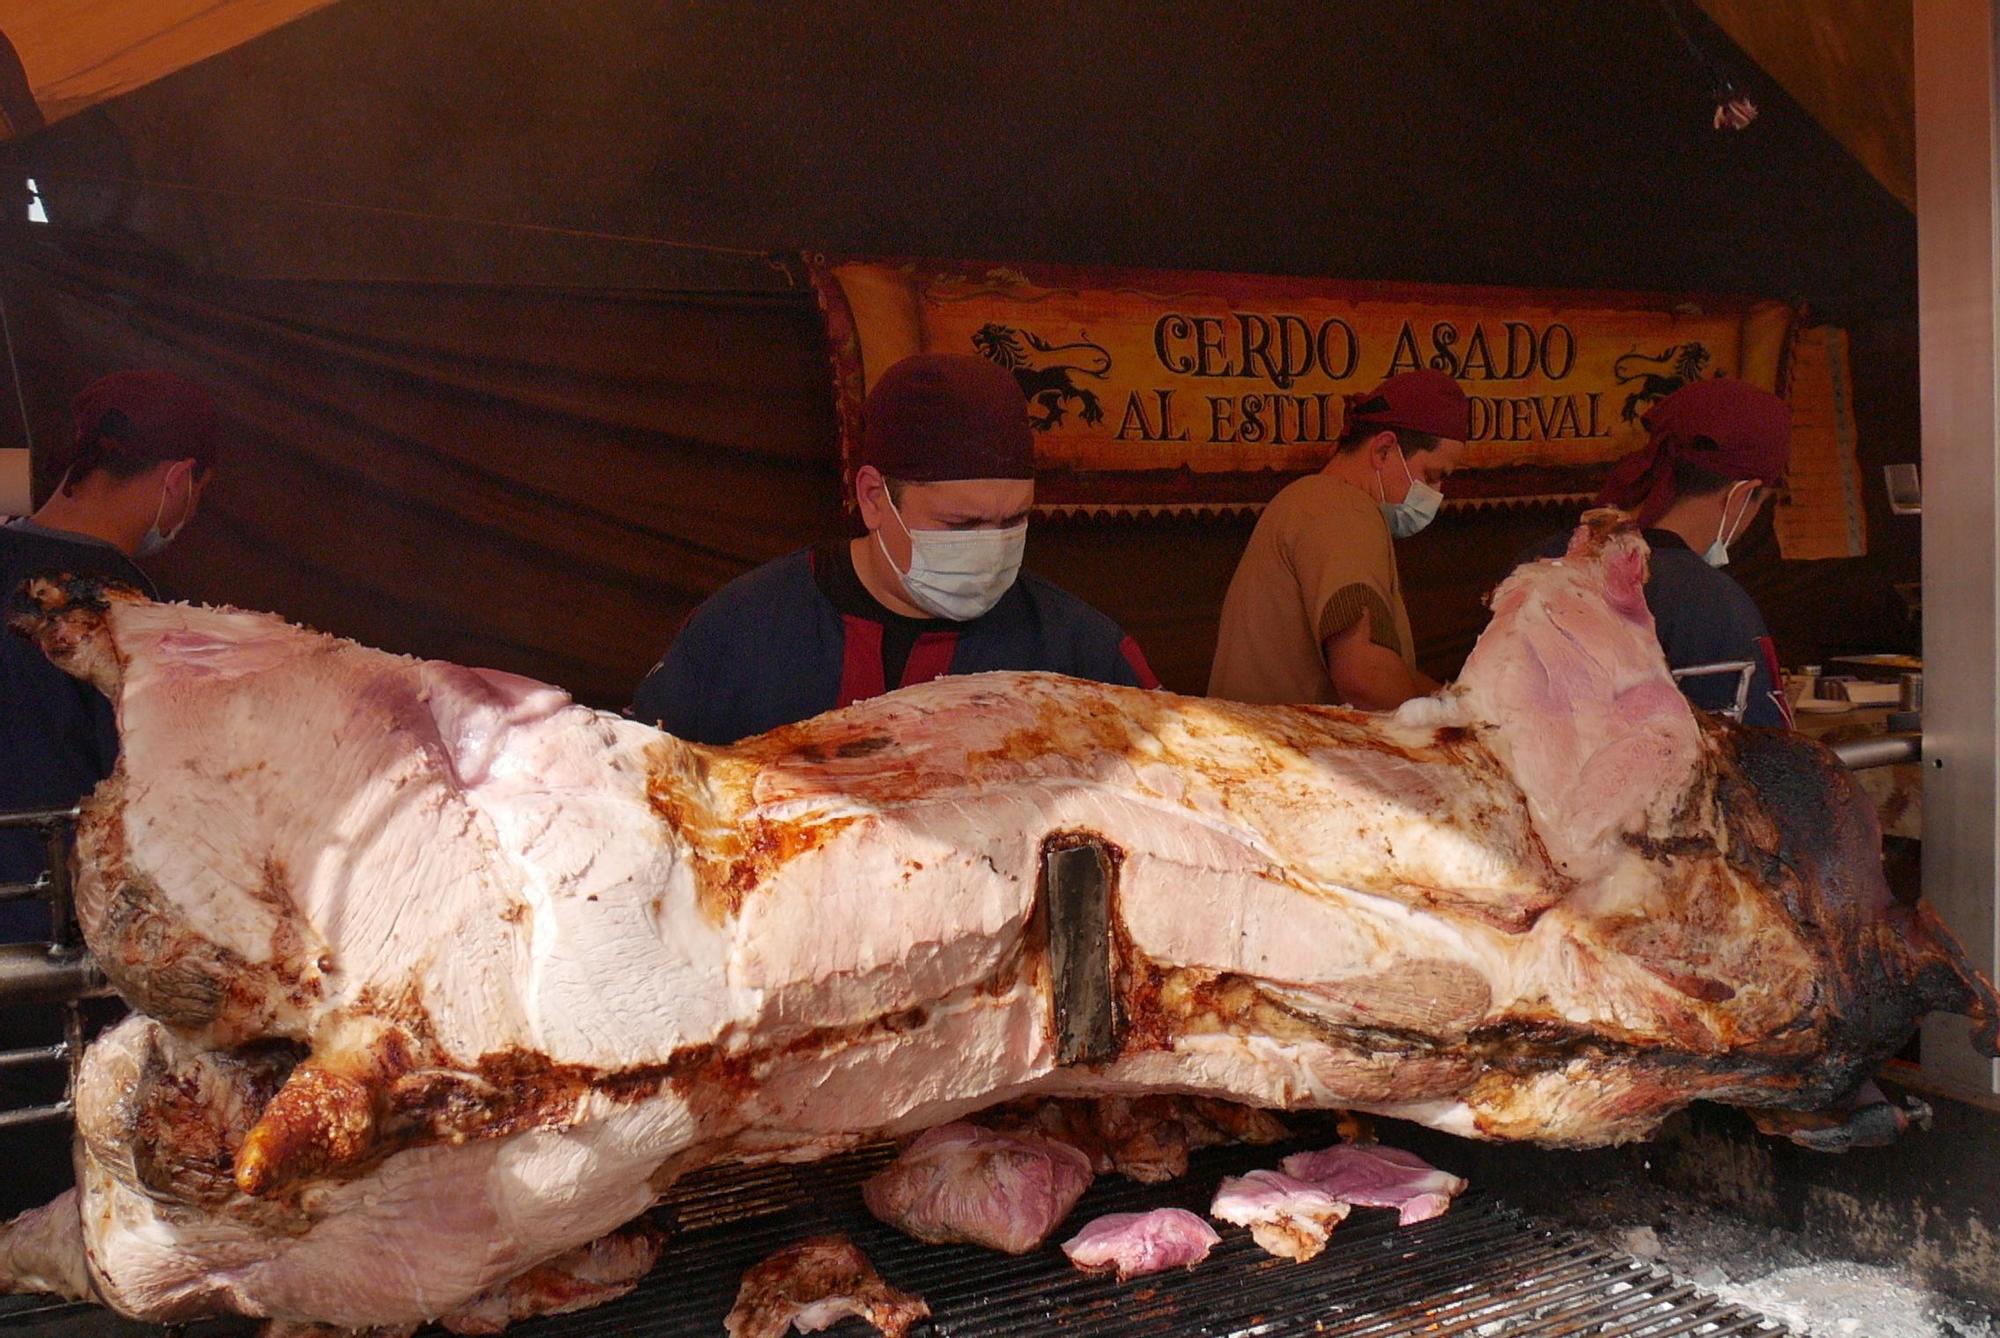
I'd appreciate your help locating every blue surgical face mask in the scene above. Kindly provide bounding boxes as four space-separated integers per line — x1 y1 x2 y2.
1704 480 1757 568
136 468 192 557
876 492 1027 621
1377 446 1442 539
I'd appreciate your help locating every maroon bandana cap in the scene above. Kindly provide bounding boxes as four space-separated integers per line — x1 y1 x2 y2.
70 370 219 472
1342 369 1471 442
1596 377 1790 527
858 353 1036 482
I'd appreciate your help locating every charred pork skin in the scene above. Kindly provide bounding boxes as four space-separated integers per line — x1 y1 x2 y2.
2 513 1993 1330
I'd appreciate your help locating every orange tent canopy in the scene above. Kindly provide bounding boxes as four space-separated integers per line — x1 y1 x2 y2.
0 0 335 136
1697 0 1913 211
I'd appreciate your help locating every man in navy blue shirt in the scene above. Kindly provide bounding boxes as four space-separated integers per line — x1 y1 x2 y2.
631 353 1156 745
1 370 219 942
1518 378 1792 728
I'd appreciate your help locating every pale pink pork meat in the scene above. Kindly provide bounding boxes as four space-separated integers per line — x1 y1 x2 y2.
862 1121 1093 1252
1209 1169 1352 1260
1061 1209 1219 1280
1281 1144 1468 1225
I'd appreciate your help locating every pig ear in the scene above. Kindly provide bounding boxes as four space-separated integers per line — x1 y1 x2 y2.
1565 507 1634 559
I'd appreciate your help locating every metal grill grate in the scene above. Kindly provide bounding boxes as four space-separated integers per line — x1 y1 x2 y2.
0 1137 1797 1337
537 1138 1795 1338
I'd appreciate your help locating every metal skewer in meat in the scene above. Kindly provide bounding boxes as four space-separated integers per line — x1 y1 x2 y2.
0 511 1991 1331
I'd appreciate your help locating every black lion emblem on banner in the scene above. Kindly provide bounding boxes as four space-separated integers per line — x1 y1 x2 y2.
1614 343 1712 423
972 323 1112 430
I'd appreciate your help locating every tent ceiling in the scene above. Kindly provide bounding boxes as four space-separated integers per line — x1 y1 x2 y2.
0 4 1914 219
1697 0 1914 211
0 0 335 136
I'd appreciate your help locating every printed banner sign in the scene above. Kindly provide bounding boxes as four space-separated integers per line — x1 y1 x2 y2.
1772 326 1868 559
808 256 1796 515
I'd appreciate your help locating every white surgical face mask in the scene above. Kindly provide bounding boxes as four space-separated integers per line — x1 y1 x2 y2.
1704 480 1756 568
136 468 192 557
876 492 1027 621
1377 446 1442 539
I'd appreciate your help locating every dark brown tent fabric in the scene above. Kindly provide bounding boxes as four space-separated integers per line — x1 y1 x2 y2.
0 232 1515 705
1 230 1920 711
4 234 839 707
0 0 1927 709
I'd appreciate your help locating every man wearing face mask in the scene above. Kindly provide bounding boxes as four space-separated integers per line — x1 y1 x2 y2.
0 369 218 942
629 352 1157 745
1209 369 1468 709
1515 377 1791 728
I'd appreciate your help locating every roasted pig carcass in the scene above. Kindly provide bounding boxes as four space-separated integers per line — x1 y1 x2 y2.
2 511 1994 1331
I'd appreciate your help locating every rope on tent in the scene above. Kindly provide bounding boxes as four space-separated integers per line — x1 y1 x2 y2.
1656 0 1758 131
29 168 802 285
0 289 32 457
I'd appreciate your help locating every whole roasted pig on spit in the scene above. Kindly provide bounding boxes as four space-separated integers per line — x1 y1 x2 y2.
2 511 1992 1332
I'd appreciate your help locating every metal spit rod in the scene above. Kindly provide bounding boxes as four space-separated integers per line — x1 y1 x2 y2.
0 943 104 1004
1828 733 1923 770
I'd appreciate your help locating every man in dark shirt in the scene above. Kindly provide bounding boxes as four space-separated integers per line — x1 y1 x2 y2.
1517 378 1791 728
1 370 219 941
631 353 1156 745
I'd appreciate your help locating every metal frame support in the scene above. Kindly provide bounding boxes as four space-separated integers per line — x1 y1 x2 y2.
1669 660 1756 721
0 805 94 1127
1916 0 2000 1093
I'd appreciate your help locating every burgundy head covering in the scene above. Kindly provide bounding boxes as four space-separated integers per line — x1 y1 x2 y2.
858 353 1035 481
1596 378 1790 527
67 370 219 485
1342 369 1471 442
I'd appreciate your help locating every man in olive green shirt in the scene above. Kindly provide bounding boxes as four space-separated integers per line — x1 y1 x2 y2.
1209 370 1469 709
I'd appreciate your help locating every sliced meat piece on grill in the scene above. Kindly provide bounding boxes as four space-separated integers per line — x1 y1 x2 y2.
1281 1144 1467 1224
1061 1209 1220 1280
1209 1169 1351 1261
439 1223 664 1334
1180 1098 1290 1150
988 1098 1115 1174
862 1121 1093 1253
1089 1095 1190 1183
982 1096 1283 1176
724 1235 928 1338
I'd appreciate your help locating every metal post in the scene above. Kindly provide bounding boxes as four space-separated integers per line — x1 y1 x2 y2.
1916 0 2000 1093
41 817 75 958
62 990 83 1127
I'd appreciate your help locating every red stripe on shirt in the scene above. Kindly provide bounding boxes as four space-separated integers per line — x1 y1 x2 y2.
1120 635 1162 690
1755 635 1793 728
900 631 960 688
837 615 886 707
